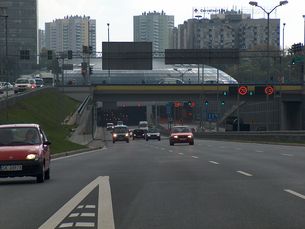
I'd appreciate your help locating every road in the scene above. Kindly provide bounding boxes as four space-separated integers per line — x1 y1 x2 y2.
1 132 305 229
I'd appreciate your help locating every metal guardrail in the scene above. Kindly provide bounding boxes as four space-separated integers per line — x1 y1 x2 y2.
195 131 305 144
75 95 91 125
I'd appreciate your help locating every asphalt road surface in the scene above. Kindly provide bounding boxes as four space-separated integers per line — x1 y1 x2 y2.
1 133 305 229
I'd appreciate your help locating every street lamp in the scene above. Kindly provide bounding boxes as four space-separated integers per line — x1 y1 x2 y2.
107 23 110 83
173 68 192 82
0 7 8 121
283 23 286 55
249 1 288 131
303 15 305 46
249 1 288 82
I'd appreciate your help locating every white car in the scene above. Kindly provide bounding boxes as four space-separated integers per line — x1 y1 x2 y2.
14 78 36 93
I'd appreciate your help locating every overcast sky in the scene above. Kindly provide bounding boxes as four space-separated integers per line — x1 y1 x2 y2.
38 0 305 51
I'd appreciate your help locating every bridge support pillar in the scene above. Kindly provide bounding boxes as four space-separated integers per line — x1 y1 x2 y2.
146 104 153 124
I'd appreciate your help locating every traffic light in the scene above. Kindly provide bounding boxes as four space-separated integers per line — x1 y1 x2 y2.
89 66 93 75
223 91 228 96
249 91 255 96
204 100 209 106
220 101 225 106
67 50 73 59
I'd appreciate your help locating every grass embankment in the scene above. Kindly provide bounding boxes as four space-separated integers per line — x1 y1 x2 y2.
0 90 86 154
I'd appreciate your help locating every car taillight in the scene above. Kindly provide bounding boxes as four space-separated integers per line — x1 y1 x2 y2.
31 84 36 89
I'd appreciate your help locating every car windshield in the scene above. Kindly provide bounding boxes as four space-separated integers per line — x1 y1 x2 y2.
172 127 191 133
113 127 128 133
15 79 29 84
0 127 41 146
148 128 158 133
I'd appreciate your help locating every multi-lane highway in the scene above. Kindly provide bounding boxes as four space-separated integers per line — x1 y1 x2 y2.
1 133 305 229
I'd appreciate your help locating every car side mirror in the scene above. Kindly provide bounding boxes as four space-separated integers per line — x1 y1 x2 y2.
43 141 51 146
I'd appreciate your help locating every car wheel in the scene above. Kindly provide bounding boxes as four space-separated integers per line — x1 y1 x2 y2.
170 141 174 146
158 138 161 141
36 164 45 183
146 138 148 141
45 168 50 180
126 139 129 143
113 140 115 143
189 141 194 145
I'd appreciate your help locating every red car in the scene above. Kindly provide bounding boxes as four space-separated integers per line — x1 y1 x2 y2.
169 126 194 146
0 124 51 183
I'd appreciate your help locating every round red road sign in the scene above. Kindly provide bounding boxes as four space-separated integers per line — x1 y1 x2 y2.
238 86 248 96
264 86 274 95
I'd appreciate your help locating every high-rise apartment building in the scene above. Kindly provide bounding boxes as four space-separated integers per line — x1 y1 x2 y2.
134 11 174 53
176 10 280 50
45 16 96 55
38 29 46 53
0 0 38 78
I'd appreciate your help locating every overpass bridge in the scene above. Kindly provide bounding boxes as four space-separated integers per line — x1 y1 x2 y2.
62 84 305 131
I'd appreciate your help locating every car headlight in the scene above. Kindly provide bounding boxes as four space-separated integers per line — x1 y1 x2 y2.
113 133 117 138
125 133 129 137
174 135 178 139
188 135 193 138
147 134 151 137
26 154 37 160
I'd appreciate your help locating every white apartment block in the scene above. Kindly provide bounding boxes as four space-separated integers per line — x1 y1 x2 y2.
45 15 96 55
134 11 174 53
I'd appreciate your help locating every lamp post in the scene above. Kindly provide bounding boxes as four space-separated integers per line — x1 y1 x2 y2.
173 68 192 82
282 23 286 56
0 7 8 121
303 15 305 46
107 23 110 83
249 1 288 131
249 1 288 82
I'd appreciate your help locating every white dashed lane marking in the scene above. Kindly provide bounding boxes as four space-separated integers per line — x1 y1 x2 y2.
191 156 199 159
255 150 264 153
178 153 184 155
281 153 293 157
209 161 220 165
237 171 253 177
284 189 305 200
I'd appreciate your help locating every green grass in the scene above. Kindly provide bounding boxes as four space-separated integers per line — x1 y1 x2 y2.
0 89 86 154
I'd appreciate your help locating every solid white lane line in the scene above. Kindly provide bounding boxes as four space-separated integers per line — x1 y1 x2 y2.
75 222 95 227
281 153 293 157
237 171 253 177
98 177 115 229
284 189 305 200
209 161 220 165
191 156 199 159
52 149 104 161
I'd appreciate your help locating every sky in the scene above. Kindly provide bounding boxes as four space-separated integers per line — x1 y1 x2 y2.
38 0 305 51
